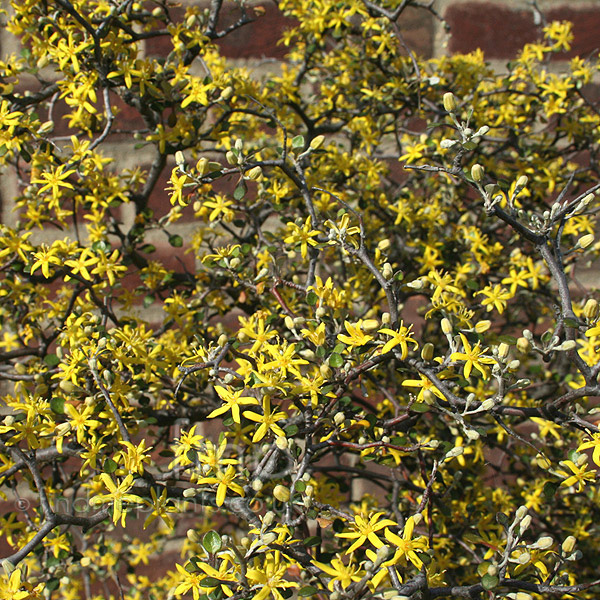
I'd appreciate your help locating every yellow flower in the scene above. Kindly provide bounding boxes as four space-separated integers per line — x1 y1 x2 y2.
90 474 144 526
559 459 596 492
197 465 244 507
378 321 418 357
313 555 363 590
451 333 495 379
207 385 259 423
337 511 396 553
243 395 288 442
383 515 428 568
338 320 373 347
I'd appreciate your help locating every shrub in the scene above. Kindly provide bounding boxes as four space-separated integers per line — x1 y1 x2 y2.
0 2 599 599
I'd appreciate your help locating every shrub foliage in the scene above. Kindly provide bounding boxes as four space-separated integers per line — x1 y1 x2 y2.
0 1 599 599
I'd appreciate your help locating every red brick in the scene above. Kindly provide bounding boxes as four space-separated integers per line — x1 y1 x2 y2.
215 3 296 59
547 7 600 59
446 2 600 61
396 6 434 58
445 2 536 59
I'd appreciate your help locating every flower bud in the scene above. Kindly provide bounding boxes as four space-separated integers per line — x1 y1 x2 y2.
475 320 491 333
381 312 391 324
382 263 394 280
421 343 434 361
175 151 185 166
535 536 553 550
445 446 464 459
578 233 594 248
441 318 452 335
334 412 346 426
422 389 436 405
406 278 424 289
562 535 576 554
516 337 531 354
220 86 234 100
252 479 263 492
378 238 391 251
443 92 458 113
555 340 577 351
583 298 599 320
310 135 325 150
275 437 288 450
183 488 196 498
516 175 528 188
515 505 528 521
319 364 332 378
246 166 263 180
480 398 495 411
362 319 379 332
519 515 532 533
497 343 509 359
273 484 290 503
471 164 485 182
226 151 237 165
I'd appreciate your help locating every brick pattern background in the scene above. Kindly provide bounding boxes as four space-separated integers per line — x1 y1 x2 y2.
3 0 600 245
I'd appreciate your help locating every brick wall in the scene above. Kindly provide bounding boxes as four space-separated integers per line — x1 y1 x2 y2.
4 0 600 236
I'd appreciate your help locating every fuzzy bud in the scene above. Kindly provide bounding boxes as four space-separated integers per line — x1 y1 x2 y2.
443 92 458 113
441 318 452 335
535 536 554 550
578 233 594 248
497 343 510 359
562 536 576 554
516 337 531 354
310 135 325 150
421 343 434 361
246 166 263 180
471 164 485 182
362 319 379 332
583 298 599 320
273 484 291 503
475 320 491 333
516 175 528 188
515 505 528 521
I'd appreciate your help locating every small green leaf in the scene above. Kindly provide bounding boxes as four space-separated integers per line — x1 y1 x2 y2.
44 354 60 367
295 481 306 492
303 536 321 547
285 424 299 436
481 574 499 590
410 402 430 413
202 530 222 554
292 135 305 149
307 291 318 306
329 353 344 368
298 586 318 597
497 335 518 345
564 318 578 328
50 396 65 415
233 183 246 201
168 234 183 247
104 458 118 474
